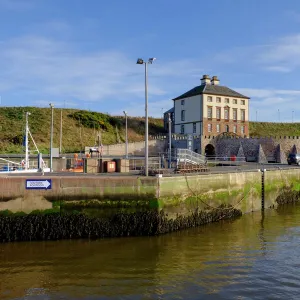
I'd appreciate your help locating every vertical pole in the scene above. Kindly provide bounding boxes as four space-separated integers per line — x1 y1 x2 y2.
256 110 257 122
59 108 62 154
125 113 128 159
145 62 149 176
50 104 54 172
25 112 29 170
261 169 265 210
168 113 172 168
292 110 294 123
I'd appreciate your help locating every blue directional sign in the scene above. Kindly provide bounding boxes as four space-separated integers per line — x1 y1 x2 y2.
26 179 52 190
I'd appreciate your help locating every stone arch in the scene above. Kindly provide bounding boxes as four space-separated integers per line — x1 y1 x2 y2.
205 144 216 158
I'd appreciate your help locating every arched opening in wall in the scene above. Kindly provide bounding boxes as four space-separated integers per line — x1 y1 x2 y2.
205 144 215 159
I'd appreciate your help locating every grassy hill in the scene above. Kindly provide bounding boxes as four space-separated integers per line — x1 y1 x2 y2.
249 122 300 137
1 107 300 154
0 107 165 153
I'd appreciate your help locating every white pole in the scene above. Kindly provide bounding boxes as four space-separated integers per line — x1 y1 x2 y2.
49 103 54 172
168 113 172 168
145 62 149 176
25 112 30 170
124 111 128 159
60 108 62 154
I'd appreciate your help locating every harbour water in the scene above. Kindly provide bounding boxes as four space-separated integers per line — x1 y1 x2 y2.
1 204 300 299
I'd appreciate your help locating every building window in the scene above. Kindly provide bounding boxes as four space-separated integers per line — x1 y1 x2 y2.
181 99 185 105
207 106 212 119
241 125 245 134
181 124 185 134
241 109 245 121
233 125 237 133
207 96 212 102
225 98 229 104
193 123 196 133
216 97 221 103
208 124 212 133
181 110 185 121
224 108 229 120
225 125 229 132
233 109 237 121
216 124 220 133
241 99 245 105
233 99 237 104
216 107 221 120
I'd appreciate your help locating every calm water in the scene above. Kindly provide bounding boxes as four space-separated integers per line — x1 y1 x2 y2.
1 205 300 299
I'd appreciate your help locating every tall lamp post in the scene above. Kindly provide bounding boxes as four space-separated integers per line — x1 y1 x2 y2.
49 103 54 172
168 113 172 168
136 57 156 176
292 110 294 123
123 111 128 159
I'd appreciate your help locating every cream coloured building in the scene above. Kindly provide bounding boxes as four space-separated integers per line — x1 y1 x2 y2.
172 75 250 136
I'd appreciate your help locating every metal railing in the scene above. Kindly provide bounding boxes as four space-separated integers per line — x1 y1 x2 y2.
176 149 206 165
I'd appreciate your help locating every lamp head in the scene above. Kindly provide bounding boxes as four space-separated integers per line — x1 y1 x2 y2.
148 57 156 64
136 58 144 64
123 110 127 115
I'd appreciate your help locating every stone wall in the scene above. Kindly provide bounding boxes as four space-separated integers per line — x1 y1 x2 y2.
85 138 167 156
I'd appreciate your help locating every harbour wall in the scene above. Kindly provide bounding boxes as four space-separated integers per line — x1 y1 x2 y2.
0 168 299 215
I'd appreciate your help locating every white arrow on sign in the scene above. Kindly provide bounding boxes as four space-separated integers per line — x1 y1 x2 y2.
26 180 51 189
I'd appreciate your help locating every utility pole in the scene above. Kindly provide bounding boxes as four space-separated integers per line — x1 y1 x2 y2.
25 112 31 170
59 108 63 154
168 113 172 168
49 103 54 172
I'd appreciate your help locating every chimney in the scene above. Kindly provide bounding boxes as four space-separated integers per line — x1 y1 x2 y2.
201 74 211 85
211 76 220 85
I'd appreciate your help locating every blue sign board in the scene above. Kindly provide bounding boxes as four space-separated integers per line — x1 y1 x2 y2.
26 179 52 190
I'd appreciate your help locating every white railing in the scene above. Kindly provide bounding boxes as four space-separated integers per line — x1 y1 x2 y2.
176 149 206 165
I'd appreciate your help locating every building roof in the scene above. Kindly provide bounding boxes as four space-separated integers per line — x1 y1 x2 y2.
163 107 174 115
172 84 250 100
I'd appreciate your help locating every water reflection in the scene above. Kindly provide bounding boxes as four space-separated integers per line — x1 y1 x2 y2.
1 205 300 299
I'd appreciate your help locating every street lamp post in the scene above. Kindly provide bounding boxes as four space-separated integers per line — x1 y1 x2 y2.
123 111 128 159
292 110 294 123
168 113 172 168
136 57 156 176
278 109 280 122
49 103 54 172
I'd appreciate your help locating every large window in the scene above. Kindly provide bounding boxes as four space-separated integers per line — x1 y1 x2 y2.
241 109 245 121
241 125 245 134
181 124 185 134
233 125 237 133
225 125 229 132
207 106 212 119
181 99 185 105
207 96 212 102
224 107 229 120
216 107 221 120
241 99 245 105
233 99 237 104
193 123 196 133
208 124 212 132
225 98 229 104
216 97 221 103
233 109 237 121
216 124 220 133
181 110 185 121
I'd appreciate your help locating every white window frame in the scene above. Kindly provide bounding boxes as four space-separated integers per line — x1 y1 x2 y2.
207 96 213 102
225 98 229 104
181 99 185 105
216 97 221 103
233 99 237 104
216 124 220 133
241 99 245 105
233 109 237 121
233 125 237 133
241 125 245 134
207 107 212 119
241 109 245 121
208 124 212 132
181 110 185 121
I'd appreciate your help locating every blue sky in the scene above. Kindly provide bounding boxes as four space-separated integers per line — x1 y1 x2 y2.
1 0 300 121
